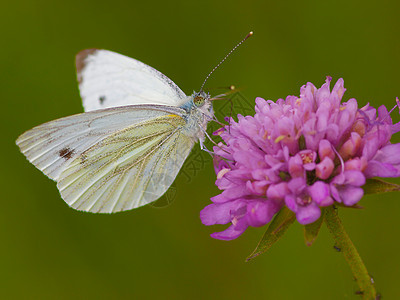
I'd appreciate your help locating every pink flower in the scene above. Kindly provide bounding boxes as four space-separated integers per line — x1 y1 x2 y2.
201 77 400 240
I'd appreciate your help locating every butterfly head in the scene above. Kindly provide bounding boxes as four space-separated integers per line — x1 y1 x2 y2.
193 91 209 107
189 91 213 120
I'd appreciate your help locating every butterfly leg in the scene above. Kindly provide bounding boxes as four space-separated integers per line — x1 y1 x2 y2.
199 139 216 157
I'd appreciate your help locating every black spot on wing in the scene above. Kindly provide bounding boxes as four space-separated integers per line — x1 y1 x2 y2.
99 95 106 105
59 147 75 160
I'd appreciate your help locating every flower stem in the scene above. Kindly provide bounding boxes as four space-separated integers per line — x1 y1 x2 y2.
324 206 376 299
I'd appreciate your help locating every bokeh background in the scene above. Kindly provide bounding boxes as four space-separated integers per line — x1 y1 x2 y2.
2 0 400 299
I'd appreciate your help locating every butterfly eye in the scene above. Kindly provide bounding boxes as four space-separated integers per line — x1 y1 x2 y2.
194 95 205 107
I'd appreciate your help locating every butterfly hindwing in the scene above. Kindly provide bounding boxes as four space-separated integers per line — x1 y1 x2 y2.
56 113 194 213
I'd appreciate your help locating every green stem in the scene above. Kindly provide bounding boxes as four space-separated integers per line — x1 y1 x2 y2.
324 206 376 299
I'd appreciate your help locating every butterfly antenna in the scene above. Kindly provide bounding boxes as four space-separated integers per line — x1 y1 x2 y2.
199 31 253 92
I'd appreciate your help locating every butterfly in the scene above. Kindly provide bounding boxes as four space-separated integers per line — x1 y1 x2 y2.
16 33 252 214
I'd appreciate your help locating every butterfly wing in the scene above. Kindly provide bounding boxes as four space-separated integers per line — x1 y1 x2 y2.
76 49 188 111
16 105 194 212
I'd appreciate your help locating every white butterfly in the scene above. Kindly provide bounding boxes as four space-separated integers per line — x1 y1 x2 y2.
16 49 214 213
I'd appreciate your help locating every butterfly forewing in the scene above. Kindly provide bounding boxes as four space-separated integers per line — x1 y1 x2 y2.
77 49 187 112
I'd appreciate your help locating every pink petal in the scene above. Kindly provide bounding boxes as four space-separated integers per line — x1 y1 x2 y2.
246 200 282 227
344 170 366 187
296 203 321 225
338 186 364 206
308 181 333 206
364 160 400 178
318 139 335 161
200 201 244 225
284 195 298 212
373 143 400 164
210 220 249 241
267 182 289 200
316 157 334 180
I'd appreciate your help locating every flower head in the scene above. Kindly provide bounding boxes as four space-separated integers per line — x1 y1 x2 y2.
201 77 400 240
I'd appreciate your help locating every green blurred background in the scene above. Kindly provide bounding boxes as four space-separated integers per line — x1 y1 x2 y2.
2 0 400 299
